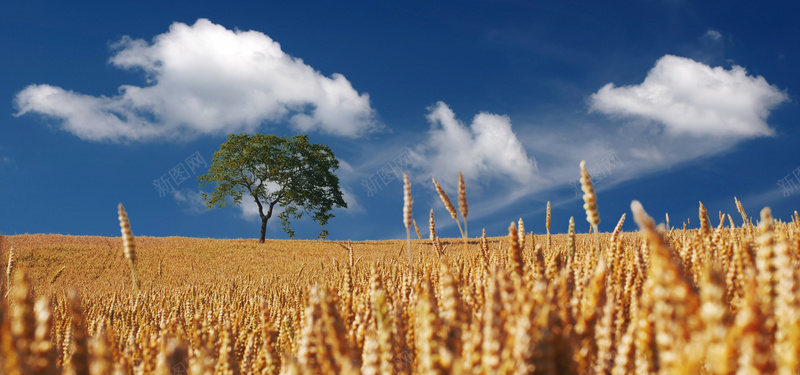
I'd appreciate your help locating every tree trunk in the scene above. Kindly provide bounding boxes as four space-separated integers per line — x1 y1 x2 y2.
256 197 278 244
260 218 268 243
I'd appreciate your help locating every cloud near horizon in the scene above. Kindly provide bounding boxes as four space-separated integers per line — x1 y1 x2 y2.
415 101 539 190
510 54 790 211
14 18 379 142
590 55 787 139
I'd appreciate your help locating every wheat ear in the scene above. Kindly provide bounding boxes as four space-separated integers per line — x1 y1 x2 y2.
10 268 35 362
430 209 443 256
508 222 523 279
432 177 464 238
734 196 749 227
458 171 469 252
403 172 413 265
480 228 489 272
49 266 65 284
568 216 576 259
66 289 89 375
699 201 710 235
429 209 436 242
5 245 14 298
32 297 57 373
580 160 601 233
546 201 552 251
458 171 468 238
631 200 703 373
118 203 138 292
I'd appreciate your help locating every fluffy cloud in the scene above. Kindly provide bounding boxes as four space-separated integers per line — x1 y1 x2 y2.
418 101 538 187
590 55 787 138
14 19 379 142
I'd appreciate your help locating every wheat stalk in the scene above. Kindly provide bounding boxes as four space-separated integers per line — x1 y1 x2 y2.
413 219 422 240
118 203 138 292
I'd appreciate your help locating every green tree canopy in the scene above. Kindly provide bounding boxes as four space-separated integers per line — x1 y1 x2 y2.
199 133 347 241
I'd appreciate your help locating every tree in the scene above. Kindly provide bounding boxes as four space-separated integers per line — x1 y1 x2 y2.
199 133 347 242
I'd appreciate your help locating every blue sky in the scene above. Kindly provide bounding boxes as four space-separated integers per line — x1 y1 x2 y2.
2 0 799 240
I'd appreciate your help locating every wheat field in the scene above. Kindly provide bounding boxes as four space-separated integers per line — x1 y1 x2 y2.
1 180 800 374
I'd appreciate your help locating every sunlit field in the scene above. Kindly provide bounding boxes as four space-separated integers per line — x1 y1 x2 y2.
0 234 503 293
2 195 799 374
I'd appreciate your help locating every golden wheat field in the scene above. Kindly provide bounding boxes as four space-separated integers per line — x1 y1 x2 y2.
2 171 800 374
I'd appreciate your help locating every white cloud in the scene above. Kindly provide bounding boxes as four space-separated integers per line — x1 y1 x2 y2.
417 101 538 188
172 189 207 214
238 198 264 222
336 159 359 182
629 147 665 162
705 29 722 41
14 18 379 142
492 55 791 221
365 57 788 232
338 186 365 214
590 55 788 138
